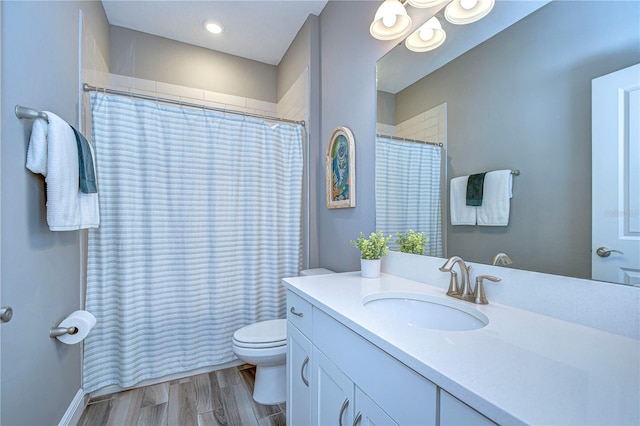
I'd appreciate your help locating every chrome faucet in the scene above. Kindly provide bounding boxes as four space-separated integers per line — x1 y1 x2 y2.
439 256 472 300
473 275 501 304
440 256 501 304
492 252 513 266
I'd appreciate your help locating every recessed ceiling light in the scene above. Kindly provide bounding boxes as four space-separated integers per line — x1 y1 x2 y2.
204 20 224 34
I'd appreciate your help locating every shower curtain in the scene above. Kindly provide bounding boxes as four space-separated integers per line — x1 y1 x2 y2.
83 92 303 392
375 136 442 256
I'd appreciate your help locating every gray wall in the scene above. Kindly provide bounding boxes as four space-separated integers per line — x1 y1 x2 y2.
394 1 640 278
110 26 278 103
318 1 398 272
0 1 109 424
376 91 396 127
278 15 322 269
278 15 312 101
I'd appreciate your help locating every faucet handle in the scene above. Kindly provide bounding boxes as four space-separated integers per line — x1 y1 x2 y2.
473 275 501 305
440 268 460 296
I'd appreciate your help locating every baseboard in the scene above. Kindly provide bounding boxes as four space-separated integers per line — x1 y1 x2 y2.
89 359 244 398
58 388 88 426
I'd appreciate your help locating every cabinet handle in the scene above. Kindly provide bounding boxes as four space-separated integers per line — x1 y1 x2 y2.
352 412 362 426
290 307 304 317
338 398 350 426
300 356 309 387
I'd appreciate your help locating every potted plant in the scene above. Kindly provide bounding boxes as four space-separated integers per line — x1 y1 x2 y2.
395 230 429 255
350 231 392 278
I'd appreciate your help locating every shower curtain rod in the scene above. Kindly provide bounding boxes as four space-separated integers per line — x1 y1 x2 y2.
82 83 305 126
377 133 443 147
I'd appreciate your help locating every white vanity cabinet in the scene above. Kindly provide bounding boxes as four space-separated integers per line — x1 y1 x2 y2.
287 324 312 425
312 347 354 425
283 271 640 425
439 390 497 426
312 347 397 426
286 290 438 426
353 387 398 426
286 292 313 425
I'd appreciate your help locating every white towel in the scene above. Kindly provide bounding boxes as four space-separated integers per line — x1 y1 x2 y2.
450 176 476 225
26 111 99 231
477 170 512 226
26 118 48 175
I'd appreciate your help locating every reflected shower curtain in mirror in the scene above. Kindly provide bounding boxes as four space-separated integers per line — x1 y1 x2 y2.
376 136 442 256
83 92 303 392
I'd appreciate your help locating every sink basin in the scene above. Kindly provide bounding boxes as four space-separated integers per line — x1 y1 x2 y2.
362 292 489 331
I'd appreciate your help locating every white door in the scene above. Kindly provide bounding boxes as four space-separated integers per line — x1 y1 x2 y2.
592 63 640 285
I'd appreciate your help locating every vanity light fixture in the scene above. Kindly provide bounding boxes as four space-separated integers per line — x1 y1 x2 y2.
204 20 224 34
407 0 448 8
444 0 495 25
405 16 446 52
370 0 413 41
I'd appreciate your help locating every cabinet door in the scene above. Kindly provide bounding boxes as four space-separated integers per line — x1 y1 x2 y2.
288 322 312 426
353 387 398 426
312 347 354 426
439 390 496 426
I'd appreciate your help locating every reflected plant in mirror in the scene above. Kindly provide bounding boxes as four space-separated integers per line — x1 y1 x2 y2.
395 230 429 255
375 0 640 286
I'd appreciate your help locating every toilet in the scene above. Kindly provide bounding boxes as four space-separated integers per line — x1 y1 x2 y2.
231 268 334 405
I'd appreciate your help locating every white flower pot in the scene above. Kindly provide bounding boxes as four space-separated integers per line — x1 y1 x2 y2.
361 259 381 278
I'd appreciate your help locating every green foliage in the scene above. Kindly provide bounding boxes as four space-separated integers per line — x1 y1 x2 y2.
394 230 429 255
350 231 392 260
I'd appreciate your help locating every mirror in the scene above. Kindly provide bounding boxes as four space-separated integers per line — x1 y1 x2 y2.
376 0 640 285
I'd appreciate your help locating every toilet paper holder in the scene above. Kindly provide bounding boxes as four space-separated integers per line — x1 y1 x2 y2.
49 326 78 338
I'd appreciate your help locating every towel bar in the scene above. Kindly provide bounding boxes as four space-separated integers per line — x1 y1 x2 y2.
15 105 48 121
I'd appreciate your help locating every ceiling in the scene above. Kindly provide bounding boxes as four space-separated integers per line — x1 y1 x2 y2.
101 0 328 66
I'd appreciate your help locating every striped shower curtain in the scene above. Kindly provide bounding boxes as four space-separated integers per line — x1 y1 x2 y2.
375 136 442 256
83 92 303 392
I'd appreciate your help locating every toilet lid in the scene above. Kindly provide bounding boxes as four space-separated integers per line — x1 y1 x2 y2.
233 319 286 348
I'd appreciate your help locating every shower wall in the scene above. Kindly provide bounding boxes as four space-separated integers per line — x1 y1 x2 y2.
110 26 278 103
108 74 279 117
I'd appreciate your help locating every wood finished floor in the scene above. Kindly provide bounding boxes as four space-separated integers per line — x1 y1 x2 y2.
77 364 286 426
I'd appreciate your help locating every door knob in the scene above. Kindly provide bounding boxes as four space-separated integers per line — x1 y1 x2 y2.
1 306 13 323
596 247 624 258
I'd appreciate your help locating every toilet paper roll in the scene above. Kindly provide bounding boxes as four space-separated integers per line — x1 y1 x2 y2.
56 310 96 345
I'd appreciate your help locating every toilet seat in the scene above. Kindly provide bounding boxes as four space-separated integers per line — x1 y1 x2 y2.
232 319 286 349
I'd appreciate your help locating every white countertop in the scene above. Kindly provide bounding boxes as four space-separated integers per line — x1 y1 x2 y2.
282 272 640 425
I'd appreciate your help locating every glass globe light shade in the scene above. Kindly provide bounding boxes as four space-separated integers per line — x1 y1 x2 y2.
370 0 413 40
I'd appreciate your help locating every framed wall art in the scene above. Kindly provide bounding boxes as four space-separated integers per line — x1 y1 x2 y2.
326 126 356 209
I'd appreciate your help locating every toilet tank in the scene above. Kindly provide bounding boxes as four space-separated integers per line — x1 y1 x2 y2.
300 268 334 276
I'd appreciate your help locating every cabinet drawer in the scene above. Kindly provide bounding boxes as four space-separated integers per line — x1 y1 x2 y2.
287 291 312 337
